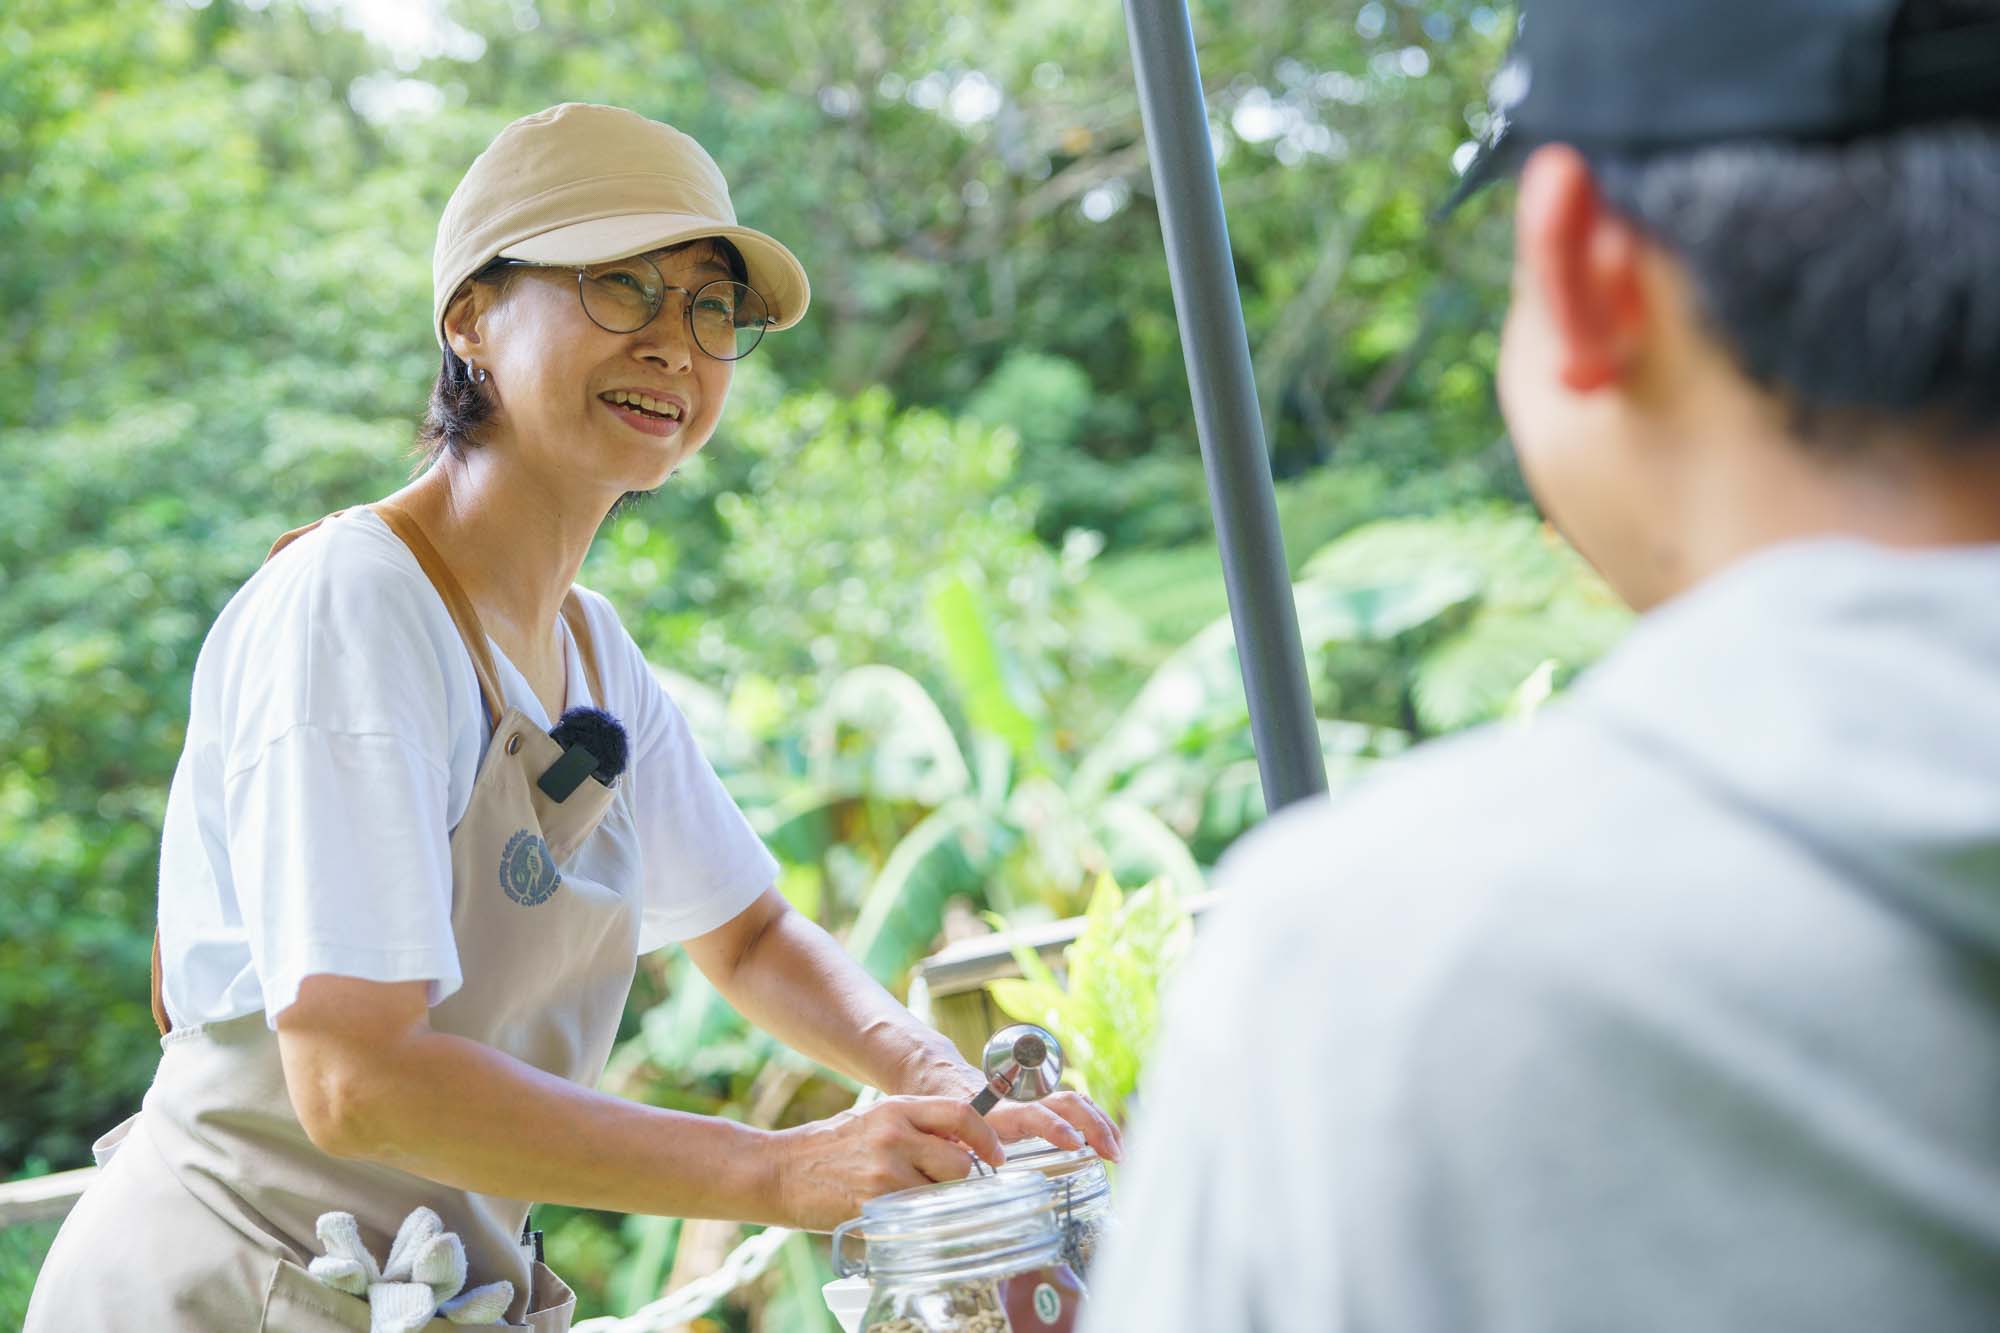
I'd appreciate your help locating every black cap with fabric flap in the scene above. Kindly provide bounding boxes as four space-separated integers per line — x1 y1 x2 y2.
1438 0 2000 218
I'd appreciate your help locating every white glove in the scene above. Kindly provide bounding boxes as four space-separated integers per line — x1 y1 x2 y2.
413 1231 469 1300
439 1281 516 1325
312 1213 381 1294
366 1280 439 1333
308 1255 372 1297
307 1207 513 1327
383 1207 445 1282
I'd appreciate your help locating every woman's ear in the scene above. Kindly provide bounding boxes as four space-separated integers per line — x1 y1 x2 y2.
1516 145 1649 394
441 281 488 365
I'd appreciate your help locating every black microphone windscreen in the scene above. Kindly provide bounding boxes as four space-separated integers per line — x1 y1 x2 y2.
549 706 629 784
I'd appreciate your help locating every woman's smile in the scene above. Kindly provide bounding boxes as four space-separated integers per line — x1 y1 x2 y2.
598 387 690 438
604 400 680 437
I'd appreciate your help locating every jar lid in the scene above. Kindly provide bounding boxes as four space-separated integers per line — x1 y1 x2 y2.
1000 1137 1110 1204
1001 1136 1103 1176
858 1170 1053 1230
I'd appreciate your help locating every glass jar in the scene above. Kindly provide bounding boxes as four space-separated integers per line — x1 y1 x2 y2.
997 1137 1114 1280
832 1172 1088 1332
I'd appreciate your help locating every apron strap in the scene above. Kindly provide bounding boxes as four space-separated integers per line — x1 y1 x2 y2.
266 510 341 562
149 501 608 1036
558 594 608 709
368 501 508 735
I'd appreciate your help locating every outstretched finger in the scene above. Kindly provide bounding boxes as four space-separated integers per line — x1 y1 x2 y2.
1054 1091 1123 1160
1030 1095 1122 1163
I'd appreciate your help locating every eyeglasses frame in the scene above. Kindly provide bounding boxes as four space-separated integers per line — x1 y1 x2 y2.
479 254 775 362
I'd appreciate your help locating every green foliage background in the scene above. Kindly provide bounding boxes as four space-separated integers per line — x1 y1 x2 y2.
1 0 1627 1324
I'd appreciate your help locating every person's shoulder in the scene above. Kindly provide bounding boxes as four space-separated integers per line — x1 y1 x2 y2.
1221 712 1626 902
1193 707 1710 995
198 508 474 750
229 507 441 627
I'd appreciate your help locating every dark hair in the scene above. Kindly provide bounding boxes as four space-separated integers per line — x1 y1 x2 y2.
1591 0 2000 453
411 236 750 472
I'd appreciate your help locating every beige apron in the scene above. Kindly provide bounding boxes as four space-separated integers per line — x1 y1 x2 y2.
27 501 645 1331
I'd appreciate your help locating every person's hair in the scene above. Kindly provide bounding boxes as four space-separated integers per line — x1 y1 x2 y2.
1591 0 2000 454
411 236 750 471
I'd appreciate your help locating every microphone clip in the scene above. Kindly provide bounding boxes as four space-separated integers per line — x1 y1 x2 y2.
535 706 628 802
536 743 602 802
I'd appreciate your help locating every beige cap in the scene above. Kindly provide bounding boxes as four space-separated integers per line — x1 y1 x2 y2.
431 102 811 349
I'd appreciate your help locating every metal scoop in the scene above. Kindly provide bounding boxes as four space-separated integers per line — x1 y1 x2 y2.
969 1023 1064 1114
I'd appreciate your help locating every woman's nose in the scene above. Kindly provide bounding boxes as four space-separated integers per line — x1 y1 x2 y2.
631 300 696 370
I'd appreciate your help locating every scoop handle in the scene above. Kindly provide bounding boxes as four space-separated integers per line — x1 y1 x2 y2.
969 1064 1016 1116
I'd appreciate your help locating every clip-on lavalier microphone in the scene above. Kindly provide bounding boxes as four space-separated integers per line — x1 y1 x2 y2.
537 706 629 801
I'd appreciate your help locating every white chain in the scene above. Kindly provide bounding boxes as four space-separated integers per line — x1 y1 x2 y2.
568 1222 798 1332
573 978 933 1329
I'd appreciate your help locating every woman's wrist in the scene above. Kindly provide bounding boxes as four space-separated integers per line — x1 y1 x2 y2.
891 1039 980 1099
750 1123 795 1226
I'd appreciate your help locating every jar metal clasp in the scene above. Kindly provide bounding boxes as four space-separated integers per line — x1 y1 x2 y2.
831 1216 869 1279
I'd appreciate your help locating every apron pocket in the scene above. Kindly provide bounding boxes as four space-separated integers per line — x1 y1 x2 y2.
524 1261 578 1332
261 1259 371 1332
261 1258 532 1332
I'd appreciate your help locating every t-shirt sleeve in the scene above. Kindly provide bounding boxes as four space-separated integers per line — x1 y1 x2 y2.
215 529 470 1026
613 629 778 952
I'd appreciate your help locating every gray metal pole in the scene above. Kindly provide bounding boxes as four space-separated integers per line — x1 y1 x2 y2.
1121 0 1328 813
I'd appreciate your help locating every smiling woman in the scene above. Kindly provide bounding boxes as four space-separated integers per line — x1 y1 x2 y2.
23 101 1121 1333
417 238 755 471
417 104 809 507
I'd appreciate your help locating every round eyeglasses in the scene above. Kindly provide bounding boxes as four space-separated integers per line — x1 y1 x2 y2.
484 254 773 361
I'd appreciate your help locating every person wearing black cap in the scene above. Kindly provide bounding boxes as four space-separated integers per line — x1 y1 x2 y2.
1088 2 2000 1329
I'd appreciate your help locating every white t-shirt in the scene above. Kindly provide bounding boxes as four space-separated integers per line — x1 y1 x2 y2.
156 507 777 1030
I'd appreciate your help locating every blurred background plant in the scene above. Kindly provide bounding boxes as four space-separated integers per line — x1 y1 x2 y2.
987 875 1197 1125
0 0 1631 1325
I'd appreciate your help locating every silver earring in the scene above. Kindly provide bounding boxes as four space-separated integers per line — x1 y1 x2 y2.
468 359 488 384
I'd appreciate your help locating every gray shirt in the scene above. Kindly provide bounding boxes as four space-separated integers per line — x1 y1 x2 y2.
1086 538 2000 1332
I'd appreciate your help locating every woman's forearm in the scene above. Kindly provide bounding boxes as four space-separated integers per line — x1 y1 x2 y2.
712 908 971 1097
316 1025 788 1223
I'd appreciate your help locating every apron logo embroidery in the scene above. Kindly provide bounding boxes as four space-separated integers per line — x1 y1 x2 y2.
499 829 561 905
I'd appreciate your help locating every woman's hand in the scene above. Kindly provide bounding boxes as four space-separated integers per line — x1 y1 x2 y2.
903 1059 1125 1165
772 1096 1008 1231
985 1090 1124 1164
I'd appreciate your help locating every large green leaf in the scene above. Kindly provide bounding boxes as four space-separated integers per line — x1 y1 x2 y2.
1089 798 1207 898
807 665 973 806
843 798 998 983
1307 510 1632 733
928 572 1046 769
1073 574 1462 802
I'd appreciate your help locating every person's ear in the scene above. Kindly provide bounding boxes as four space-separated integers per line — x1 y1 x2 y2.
1516 145 1649 394
441 281 491 366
